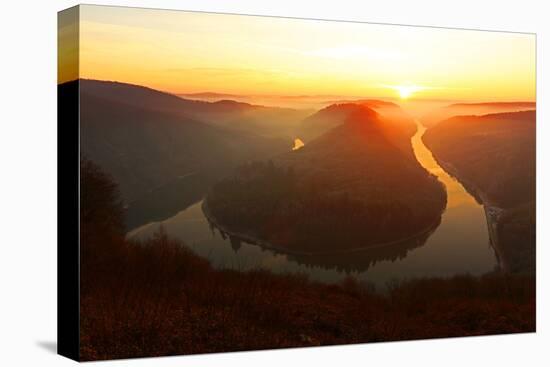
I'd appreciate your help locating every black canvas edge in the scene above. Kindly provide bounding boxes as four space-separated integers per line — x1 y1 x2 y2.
57 4 80 362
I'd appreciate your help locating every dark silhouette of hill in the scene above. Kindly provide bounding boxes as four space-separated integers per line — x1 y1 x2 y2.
422 101 536 127
299 103 366 139
297 101 417 157
82 79 309 138
206 105 446 253
68 79 290 229
423 110 535 273
82 79 254 114
424 110 535 208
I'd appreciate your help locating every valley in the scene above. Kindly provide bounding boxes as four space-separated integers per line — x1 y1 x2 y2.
74 78 535 279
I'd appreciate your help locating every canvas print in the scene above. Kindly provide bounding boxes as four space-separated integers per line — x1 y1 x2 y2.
58 4 536 361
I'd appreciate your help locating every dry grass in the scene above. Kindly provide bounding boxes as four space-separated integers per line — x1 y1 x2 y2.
80 228 535 361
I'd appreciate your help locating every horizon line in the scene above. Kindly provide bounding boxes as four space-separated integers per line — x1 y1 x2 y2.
59 77 537 105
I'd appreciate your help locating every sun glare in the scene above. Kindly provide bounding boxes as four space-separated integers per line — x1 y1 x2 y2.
392 85 424 99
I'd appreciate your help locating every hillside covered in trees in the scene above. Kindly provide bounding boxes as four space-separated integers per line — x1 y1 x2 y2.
205 105 446 253
73 80 293 229
421 102 536 128
423 110 536 273
297 100 417 157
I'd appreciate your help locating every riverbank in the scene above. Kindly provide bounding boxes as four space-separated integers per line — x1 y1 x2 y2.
201 199 444 257
423 146 509 271
420 111 535 274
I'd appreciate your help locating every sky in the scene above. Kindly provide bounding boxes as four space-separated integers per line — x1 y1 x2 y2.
59 5 536 102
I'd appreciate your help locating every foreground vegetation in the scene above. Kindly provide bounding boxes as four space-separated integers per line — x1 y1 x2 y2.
81 157 534 361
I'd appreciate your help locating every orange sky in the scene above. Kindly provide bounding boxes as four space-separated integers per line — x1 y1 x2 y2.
59 5 536 102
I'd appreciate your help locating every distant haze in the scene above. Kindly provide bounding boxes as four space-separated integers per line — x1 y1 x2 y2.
177 93 381 109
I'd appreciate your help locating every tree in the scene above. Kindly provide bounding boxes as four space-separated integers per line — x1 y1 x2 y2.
80 156 125 239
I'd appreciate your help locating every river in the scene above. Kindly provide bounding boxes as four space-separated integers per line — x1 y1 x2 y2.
128 120 498 288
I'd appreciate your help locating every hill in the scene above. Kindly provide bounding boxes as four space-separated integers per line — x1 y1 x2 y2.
82 79 309 138
70 80 290 229
421 101 536 127
205 105 446 253
423 110 536 272
297 101 417 157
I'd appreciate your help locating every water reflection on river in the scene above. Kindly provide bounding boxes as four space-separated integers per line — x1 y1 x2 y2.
128 121 498 287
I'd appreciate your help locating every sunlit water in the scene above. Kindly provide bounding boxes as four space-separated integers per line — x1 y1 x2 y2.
128 120 497 288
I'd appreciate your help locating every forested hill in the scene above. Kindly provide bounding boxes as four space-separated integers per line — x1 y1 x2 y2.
206 104 446 253
80 79 309 138
297 100 417 157
421 101 536 128
423 110 535 208
423 110 536 273
63 79 290 229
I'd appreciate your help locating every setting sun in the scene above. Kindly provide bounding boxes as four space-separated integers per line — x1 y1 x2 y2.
390 85 425 99
64 5 537 102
